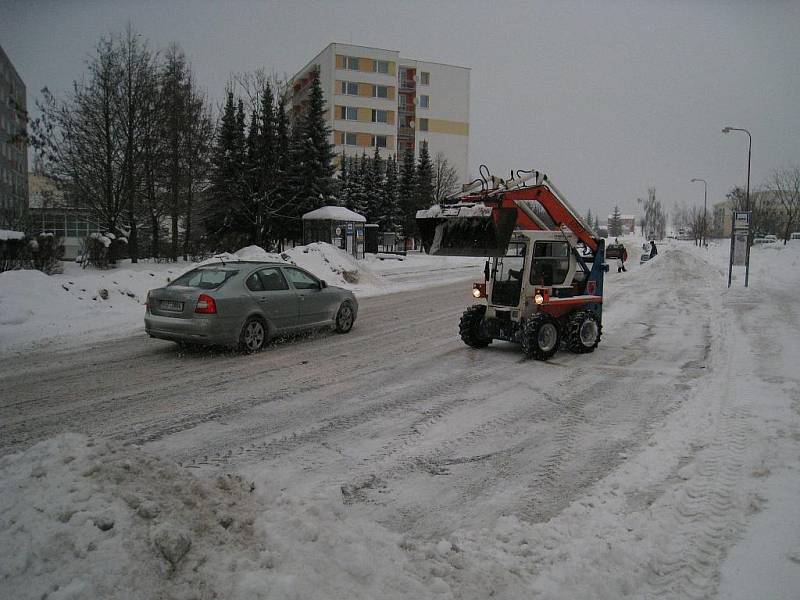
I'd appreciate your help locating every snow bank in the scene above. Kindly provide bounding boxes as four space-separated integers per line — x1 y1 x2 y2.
0 243 482 352
0 229 25 241
0 434 443 600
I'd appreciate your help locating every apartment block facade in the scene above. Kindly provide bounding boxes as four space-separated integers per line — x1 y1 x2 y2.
0 44 28 225
290 43 470 184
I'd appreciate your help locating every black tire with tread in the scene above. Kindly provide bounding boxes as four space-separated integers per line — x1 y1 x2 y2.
459 305 492 348
521 313 560 361
239 317 267 353
565 309 602 354
335 301 355 334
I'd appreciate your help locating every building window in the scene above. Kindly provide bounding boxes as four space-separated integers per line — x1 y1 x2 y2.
418 95 429 109
340 81 359 95
340 106 358 120
372 135 387 148
374 60 390 74
420 71 430 85
373 85 389 99
344 132 357 146
419 118 429 132
345 56 360 70
371 109 388 123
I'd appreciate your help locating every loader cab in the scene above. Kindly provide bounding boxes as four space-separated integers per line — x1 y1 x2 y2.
488 231 579 313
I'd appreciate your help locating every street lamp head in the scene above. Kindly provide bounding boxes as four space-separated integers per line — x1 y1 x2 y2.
691 178 699 182
722 127 732 134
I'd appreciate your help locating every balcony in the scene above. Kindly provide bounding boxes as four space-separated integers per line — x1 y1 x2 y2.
398 126 414 138
399 78 416 92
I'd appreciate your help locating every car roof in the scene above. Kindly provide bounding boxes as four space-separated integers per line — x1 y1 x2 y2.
197 260 287 269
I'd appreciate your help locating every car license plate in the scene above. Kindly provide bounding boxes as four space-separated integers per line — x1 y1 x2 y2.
160 300 184 312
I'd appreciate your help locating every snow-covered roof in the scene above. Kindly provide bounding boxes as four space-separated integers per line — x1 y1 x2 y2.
302 206 366 222
0 229 25 241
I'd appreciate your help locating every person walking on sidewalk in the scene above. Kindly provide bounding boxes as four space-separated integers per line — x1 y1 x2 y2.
615 238 628 273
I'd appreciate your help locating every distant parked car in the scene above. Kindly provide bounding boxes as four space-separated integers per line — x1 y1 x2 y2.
763 235 778 244
145 261 358 351
791 232 800 240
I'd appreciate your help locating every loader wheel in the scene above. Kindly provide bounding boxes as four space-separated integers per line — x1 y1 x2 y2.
522 313 560 361
565 309 602 354
459 305 492 349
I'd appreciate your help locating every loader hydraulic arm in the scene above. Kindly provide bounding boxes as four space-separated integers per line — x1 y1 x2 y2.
417 169 601 257
502 186 599 253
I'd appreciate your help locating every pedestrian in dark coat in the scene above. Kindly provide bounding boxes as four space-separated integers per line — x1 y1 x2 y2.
649 240 658 259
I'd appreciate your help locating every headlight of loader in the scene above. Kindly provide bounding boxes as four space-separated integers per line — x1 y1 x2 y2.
473 287 482 298
534 292 544 305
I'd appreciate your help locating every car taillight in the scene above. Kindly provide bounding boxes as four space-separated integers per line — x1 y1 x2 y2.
195 294 217 314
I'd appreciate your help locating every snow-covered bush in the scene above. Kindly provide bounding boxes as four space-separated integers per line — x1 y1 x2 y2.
0 231 64 274
30 232 65 274
82 232 129 268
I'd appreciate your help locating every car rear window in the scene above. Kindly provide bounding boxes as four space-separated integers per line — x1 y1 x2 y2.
170 268 239 290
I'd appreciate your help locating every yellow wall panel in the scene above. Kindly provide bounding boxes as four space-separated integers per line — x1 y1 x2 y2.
358 57 373 72
357 107 372 122
335 55 345 69
428 119 469 136
356 133 373 147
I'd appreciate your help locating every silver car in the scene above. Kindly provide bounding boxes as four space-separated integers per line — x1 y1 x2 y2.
145 261 358 351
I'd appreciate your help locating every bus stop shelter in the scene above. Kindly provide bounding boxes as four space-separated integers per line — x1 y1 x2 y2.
302 206 367 259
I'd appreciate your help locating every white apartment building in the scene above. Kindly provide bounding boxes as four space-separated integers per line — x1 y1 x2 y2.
289 43 470 184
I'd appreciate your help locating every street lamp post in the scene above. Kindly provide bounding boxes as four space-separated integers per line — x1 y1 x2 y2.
690 178 708 247
722 126 752 287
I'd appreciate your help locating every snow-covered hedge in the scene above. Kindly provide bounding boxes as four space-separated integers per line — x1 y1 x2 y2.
0 232 64 274
83 232 128 269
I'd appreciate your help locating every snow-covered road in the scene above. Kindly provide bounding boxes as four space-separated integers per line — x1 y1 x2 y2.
2 243 799 599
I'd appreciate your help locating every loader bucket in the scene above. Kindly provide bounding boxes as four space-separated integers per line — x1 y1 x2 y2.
416 206 518 257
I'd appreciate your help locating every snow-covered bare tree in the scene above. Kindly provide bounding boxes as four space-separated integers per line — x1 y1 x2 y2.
432 152 459 203
769 166 800 243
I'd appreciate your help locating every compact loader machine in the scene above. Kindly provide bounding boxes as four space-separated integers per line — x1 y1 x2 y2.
417 169 608 360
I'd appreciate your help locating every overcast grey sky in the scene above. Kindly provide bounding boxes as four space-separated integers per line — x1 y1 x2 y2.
2 0 798 218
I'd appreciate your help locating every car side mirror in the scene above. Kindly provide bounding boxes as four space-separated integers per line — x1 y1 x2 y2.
319 280 327 289
484 261 490 281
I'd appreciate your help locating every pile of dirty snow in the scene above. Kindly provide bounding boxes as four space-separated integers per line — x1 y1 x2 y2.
0 434 447 600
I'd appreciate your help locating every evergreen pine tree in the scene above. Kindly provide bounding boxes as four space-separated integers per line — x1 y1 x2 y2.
415 141 435 219
347 151 369 216
288 67 335 237
245 108 260 243
273 96 290 247
399 146 417 241
255 83 276 246
336 150 349 208
208 91 239 245
609 205 623 237
365 146 384 223
381 154 400 233
594 215 600 231
585 208 593 228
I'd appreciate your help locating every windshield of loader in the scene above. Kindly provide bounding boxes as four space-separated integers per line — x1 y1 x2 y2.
491 241 527 306
530 241 570 286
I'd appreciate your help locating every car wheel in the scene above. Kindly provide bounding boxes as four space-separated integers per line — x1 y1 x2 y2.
335 302 355 334
240 317 267 352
